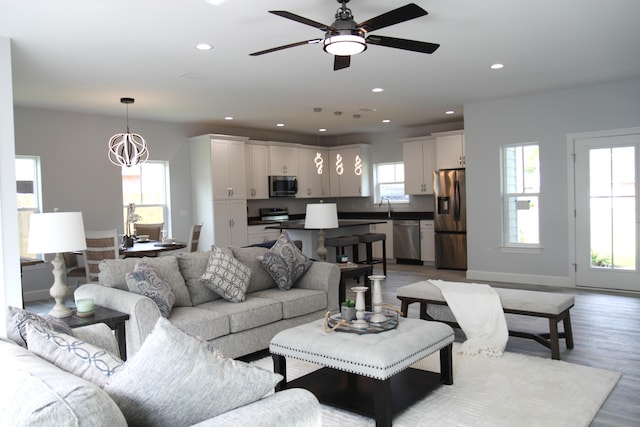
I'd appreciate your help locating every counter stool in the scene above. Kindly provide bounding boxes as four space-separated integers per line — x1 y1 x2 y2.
325 235 360 263
358 233 387 275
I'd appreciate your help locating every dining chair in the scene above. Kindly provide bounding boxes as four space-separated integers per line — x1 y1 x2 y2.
134 223 164 241
189 223 203 252
63 252 86 286
83 229 119 282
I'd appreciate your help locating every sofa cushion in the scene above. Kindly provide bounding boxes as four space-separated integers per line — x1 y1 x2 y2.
125 262 176 318
200 246 252 303
260 231 313 291
197 296 283 333
99 255 192 307
230 246 277 293
26 322 124 388
168 306 230 342
0 339 127 426
104 318 282 426
250 288 327 319
6 306 75 348
177 251 222 305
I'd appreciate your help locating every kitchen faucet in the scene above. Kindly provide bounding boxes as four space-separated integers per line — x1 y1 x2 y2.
379 196 392 218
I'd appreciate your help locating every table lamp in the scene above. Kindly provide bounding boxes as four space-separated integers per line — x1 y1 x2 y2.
304 202 338 261
27 212 87 318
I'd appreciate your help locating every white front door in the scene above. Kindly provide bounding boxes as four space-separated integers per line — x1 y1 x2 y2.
572 128 640 291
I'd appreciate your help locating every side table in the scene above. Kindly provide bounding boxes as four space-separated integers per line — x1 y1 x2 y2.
25 303 129 360
337 263 373 307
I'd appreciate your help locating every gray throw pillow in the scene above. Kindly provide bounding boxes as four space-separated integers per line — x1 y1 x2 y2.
26 322 124 388
6 306 74 348
261 231 313 290
125 262 175 317
199 246 252 302
104 318 282 426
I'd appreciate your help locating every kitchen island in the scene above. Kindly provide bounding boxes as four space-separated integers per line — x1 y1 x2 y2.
266 220 385 260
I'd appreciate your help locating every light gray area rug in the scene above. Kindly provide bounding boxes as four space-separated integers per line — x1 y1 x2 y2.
253 344 620 426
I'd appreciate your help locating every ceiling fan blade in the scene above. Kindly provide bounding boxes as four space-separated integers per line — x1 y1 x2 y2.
357 3 427 32
334 55 351 71
249 39 322 56
366 35 440 54
269 10 332 31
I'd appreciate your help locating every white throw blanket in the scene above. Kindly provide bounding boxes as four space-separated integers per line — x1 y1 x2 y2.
429 279 508 357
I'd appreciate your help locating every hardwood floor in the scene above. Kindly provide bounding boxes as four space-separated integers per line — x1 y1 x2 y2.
344 262 640 426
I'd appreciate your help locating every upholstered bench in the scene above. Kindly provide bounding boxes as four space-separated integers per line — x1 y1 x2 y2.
397 281 575 360
270 318 454 426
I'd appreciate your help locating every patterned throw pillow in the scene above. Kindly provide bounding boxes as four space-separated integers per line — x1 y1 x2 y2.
26 322 124 388
199 246 252 302
6 306 75 348
261 231 313 290
104 318 282 426
125 262 175 317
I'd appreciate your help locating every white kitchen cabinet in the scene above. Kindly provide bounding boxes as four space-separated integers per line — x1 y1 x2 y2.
212 200 248 247
269 144 298 176
296 147 330 198
369 221 394 260
401 137 436 195
420 220 435 264
246 142 269 199
247 225 280 245
329 144 371 197
190 134 249 249
433 130 465 169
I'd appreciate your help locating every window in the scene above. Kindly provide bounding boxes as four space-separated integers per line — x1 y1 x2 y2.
122 161 170 234
374 162 409 204
16 156 43 257
501 143 540 246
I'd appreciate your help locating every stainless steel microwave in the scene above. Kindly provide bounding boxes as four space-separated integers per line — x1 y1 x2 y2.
269 176 297 197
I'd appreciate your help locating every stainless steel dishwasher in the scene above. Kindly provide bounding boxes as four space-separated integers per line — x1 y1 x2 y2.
393 220 422 264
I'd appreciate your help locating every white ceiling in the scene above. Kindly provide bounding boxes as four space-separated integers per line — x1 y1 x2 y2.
2 0 640 136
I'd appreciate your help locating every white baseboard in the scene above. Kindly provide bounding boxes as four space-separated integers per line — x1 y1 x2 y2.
466 270 574 288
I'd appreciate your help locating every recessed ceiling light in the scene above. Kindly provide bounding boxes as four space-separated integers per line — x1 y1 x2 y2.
205 0 228 5
372 88 384 93
276 123 285 127
382 119 391 123
318 128 327 132
224 116 233 120
445 110 455 115
490 63 504 70
196 43 212 51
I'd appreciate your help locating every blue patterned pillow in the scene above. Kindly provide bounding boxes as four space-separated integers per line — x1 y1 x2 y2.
199 246 252 302
261 231 313 290
26 322 124 387
125 262 175 317
6 305 75 348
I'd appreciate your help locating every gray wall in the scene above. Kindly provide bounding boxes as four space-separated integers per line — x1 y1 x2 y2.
464 77 640 286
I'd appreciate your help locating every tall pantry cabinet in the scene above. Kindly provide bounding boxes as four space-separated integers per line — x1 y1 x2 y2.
190 134 249 249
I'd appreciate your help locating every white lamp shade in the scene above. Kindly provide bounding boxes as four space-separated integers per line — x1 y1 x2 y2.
27 212 87 254
304 203 338 229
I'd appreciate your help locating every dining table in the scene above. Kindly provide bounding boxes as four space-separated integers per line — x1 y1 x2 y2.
119 240 187 258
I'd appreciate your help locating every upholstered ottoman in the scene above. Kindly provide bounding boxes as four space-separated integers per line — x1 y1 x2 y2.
270 317 454 427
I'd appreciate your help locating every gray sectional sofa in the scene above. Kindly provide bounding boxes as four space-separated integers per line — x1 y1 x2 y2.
74 245 341 359
1 319 321 426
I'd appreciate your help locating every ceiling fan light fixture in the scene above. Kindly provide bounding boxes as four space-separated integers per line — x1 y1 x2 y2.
108 97 149 167
323 33 366 56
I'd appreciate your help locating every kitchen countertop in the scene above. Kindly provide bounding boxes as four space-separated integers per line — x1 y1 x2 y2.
265 219 386 230
248 211 433 225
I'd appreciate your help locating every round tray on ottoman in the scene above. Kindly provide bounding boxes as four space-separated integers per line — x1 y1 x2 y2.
325 306 398 334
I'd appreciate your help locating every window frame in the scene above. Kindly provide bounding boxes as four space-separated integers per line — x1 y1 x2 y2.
121 161 171 235
16 156 43 258
500 142 541 250
373 161 410 204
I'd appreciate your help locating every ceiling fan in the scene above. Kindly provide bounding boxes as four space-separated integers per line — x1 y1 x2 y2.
249 0 440 71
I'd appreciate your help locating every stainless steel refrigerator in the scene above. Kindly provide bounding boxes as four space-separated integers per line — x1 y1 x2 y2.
433 168 467 269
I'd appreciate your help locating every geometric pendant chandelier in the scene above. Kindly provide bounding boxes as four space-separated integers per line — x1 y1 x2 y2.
107 97 149 167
